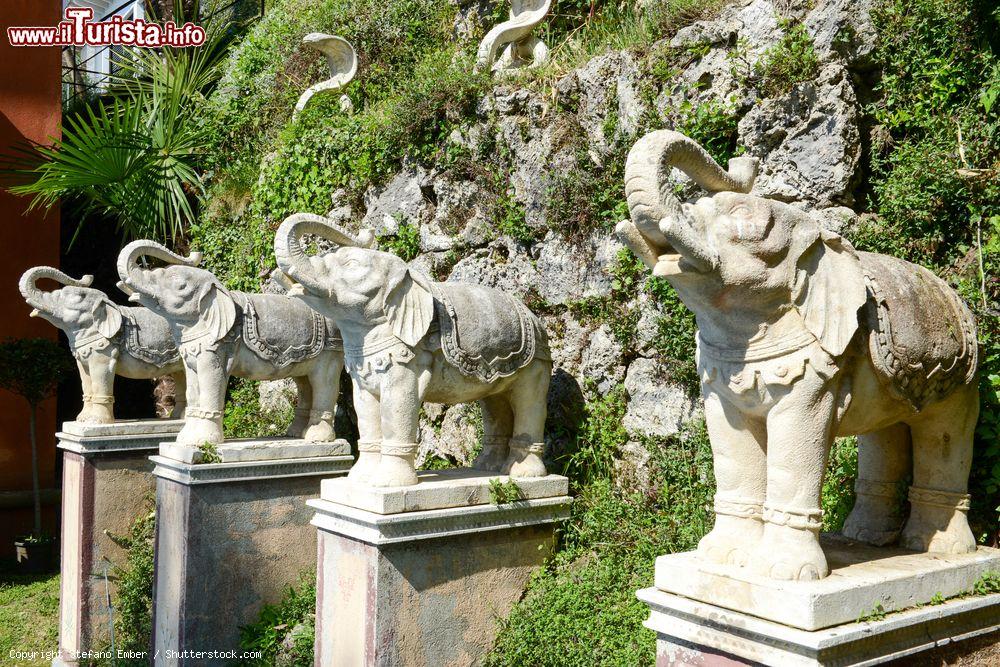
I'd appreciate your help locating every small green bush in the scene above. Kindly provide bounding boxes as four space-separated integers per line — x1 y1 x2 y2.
489 479 525 504
378 219 422 261
753 19 820 99
106 501 156 664
239 572 317 666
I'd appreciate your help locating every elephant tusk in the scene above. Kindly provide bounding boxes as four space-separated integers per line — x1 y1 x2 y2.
128 293 142 303
29 309 39 317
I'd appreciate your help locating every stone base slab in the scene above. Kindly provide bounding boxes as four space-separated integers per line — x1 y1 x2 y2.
655 536 1000 630
159 436 351 464
320 468 569 514
150 452 353 485
57 418 184 454
639 586 1000 666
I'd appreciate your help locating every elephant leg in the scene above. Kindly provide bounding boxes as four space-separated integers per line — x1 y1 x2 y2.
696 390 766 567
176 351 227 446
170 371 188 419
842 424 911 546
472 394 513 472
83 353 117 424
370 363 426 487
901 383 977 554
501 361 550 477
348 382 382 483
75 359 94 422
287 377 312 439
751 373 836 581
301 353 343 443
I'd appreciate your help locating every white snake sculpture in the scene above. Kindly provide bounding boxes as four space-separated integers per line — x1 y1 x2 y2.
476 0 552 73
294 33 358 118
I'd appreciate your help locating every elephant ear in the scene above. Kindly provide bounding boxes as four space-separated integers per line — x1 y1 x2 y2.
94 299 123 339
793 227 867 357
199 282 237 343
383 264 434 347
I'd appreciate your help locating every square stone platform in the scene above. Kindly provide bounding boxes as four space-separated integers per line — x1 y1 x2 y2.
654 535 1000 631
310 469 572 665
159 436 351 464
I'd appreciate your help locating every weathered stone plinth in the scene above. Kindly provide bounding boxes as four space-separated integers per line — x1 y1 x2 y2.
309 469 572 666
640 536 1000 666
54 419 184 667
151 442 353 666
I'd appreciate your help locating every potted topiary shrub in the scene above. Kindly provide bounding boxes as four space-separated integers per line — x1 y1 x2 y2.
0 337 72 572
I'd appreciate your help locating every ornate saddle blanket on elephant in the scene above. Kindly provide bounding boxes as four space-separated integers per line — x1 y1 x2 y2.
239 293 342 369
121 309 180 366
860 252 978 412
432 284 549 383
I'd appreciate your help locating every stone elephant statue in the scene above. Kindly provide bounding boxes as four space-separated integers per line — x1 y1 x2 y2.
19 266 185 423
617 130 979 581
274 213 552 487
116 241 346 448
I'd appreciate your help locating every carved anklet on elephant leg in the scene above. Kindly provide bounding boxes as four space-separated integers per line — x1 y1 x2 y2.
697 495 763 566
902 486 976 554
372 442 418 487
842 478 905 546
472 435 511 471
503 440 547 478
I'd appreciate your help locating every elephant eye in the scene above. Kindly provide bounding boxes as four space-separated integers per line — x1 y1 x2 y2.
730 205 752 218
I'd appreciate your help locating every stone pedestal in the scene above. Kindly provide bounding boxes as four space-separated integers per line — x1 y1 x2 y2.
55 419 184 667
640 536 1000 666
150 440 353 666
309 469 572 666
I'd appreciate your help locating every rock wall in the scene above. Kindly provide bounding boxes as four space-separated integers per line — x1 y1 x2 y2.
259 0 879 480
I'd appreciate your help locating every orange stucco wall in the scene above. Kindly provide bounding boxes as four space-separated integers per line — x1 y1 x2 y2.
0 0 63 552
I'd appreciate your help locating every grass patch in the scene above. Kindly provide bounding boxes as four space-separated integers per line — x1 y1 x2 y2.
0 564 60 665
753 19 820 99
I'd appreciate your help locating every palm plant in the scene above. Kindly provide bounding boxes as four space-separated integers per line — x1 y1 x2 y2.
5 9 234 243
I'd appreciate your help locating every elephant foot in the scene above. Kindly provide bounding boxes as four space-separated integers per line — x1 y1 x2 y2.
842 480 905 546
348 449 380 483
502 441 547 478
696 515 762 567
369 442 418 488
471 439 510 472
302 420 334 443
177 415 224 447
901 486 976 554
76 407 114 424
287 408 310 439
750 507 828 581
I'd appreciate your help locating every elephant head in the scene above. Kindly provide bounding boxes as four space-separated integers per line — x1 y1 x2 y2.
116 240 236 341
19 266 123 340
617 130 867 356
274 213 433 345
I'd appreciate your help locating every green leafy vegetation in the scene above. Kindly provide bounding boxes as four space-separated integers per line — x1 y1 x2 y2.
822 438 859 532
753 19 820 99
105 501 157 664
489 479 525 505
486 413 715 666
239 572 316 666
859 0 1000 543
223 378 295 440
645 277 699 395
378 219 422 261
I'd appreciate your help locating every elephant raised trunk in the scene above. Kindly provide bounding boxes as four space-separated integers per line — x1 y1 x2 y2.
274 213 373 297
19 266 94 314
621 130 759 274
